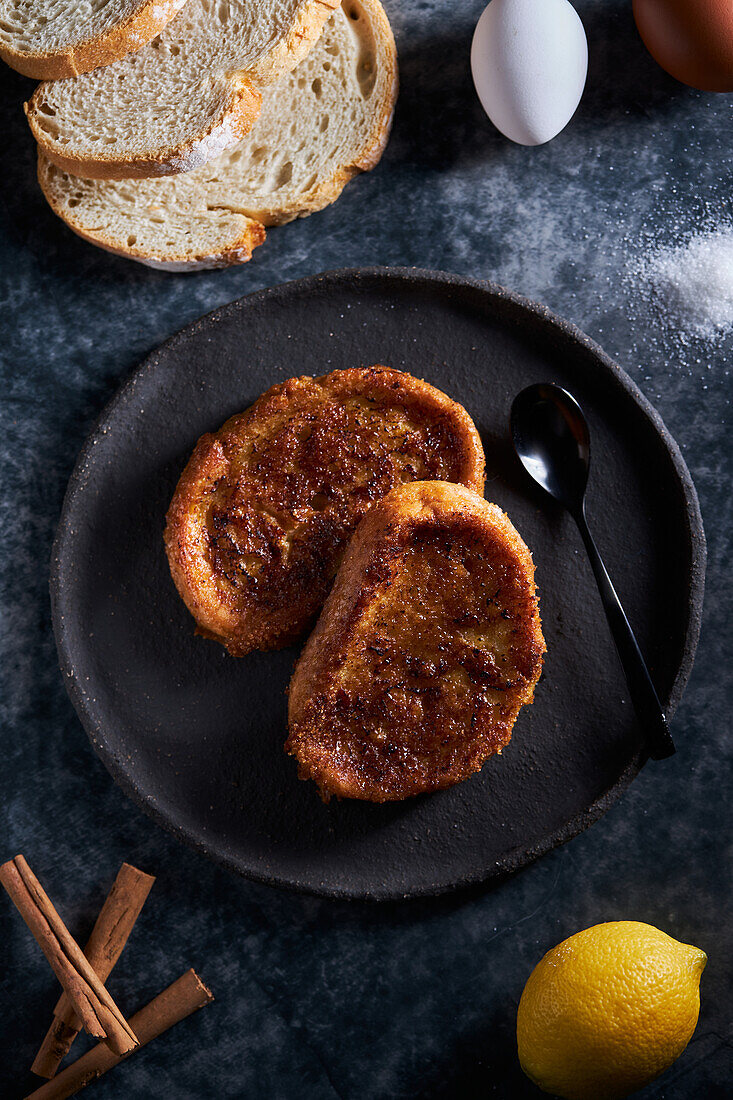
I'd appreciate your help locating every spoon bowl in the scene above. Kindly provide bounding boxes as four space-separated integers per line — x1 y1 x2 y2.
511 383 590 514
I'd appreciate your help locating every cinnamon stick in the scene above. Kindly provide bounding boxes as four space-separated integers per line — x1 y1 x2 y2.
25 970 214 1100
0 856 138 1056
32 863 155 1079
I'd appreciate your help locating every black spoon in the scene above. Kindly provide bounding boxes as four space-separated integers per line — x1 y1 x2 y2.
510 382 675 761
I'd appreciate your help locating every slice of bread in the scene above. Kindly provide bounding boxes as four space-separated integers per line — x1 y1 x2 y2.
164 368 485 657
287 481 545 802
36 0 397 269
27 0 342 180
0 0 188 80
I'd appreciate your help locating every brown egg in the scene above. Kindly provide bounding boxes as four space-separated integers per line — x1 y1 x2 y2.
633 0 733 91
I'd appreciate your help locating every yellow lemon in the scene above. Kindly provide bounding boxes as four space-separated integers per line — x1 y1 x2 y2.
517 921 706 1100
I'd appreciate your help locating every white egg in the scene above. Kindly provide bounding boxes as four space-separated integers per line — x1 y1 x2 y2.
471 0 588 146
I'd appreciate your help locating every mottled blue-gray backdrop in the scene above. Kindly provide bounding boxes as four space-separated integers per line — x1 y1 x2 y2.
1 0 731 1096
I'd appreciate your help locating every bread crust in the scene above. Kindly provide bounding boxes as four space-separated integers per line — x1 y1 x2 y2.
0 0 188 80
287 481 545 802
164 368 485 656
26 0 341 180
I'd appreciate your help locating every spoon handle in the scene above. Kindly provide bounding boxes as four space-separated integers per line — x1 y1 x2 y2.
573 509 676 760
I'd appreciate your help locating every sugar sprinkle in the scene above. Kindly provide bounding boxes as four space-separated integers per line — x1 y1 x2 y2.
634 228 733 341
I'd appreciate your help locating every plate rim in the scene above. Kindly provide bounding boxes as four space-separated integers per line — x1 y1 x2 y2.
49 266 707 901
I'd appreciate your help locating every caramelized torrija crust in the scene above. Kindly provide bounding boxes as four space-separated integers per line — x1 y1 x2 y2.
286 481 545 802
164 367 485 655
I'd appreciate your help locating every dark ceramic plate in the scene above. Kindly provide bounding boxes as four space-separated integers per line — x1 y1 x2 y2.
51 268 705 900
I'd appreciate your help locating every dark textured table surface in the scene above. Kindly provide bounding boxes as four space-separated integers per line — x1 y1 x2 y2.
1 1 731 1096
